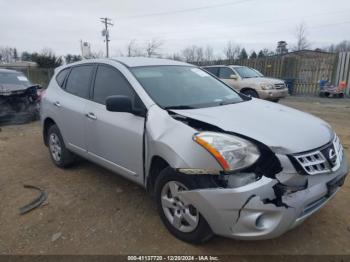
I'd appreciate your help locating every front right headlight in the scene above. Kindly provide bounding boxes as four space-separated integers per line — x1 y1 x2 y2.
193 132 260 172
260 83 274 90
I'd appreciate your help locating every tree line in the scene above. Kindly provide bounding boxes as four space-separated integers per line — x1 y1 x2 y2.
1 22 350 68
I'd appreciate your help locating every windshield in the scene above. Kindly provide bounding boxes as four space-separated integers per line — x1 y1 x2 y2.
0 72 32 88
131 66 244 109
235 66 263 78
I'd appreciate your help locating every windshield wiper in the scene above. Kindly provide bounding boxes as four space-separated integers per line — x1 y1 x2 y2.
164 105 195 110
219 100 239 106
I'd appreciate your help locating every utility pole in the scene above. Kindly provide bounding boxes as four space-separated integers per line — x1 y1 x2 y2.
100 17 113 58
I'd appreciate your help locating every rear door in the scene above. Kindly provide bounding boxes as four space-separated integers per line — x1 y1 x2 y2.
85 64 145 183
58 65 94 155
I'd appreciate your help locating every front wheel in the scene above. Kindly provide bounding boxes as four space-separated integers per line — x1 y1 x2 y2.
155 168 213 244
241 89 259 98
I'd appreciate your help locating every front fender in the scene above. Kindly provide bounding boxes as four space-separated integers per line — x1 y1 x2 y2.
145 105 222 180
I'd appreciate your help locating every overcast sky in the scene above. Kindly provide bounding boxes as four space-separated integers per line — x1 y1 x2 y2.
1 0 350 57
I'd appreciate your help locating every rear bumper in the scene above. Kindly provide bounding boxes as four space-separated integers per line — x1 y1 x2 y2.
258 88 288 100
178 156 348 240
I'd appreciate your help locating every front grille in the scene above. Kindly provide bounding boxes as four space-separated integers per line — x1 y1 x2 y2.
274 83 286 89
292 135 343 175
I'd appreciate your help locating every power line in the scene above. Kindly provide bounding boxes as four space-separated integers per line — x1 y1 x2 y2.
100 17 113 58
118 0 255 19
118 8 350 40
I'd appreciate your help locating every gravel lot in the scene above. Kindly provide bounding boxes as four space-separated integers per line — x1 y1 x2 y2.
0 96 349 255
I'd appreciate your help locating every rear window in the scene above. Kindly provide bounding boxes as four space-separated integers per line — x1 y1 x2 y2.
56 68 70 87
0 72 32 87
65 65 94 99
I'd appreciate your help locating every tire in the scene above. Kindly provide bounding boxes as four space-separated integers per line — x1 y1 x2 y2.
241 89 259 98
271 99 280 103
154 167 214 244
47 124 75 168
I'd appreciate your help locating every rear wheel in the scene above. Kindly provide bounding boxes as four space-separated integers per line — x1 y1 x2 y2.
47 124 75 168
241 89 259 98
155 167 213 244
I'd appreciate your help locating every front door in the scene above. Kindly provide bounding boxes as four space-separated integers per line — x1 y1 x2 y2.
219 67 240 91
85 64 145 183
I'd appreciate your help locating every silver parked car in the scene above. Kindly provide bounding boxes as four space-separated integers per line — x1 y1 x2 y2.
41 58 348 243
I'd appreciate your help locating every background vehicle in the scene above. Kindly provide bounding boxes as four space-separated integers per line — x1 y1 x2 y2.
0 69 41 125
203 65 288 102
41 58 348 244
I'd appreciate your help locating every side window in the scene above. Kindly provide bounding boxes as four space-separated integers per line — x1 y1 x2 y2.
219 67 235 79
203 67 219 76
56 68 70 87
93 65 135 105
65 65 94 99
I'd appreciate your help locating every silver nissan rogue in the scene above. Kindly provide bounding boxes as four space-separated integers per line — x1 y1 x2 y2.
41 57 348 243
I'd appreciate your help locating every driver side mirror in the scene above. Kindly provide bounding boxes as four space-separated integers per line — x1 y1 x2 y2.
106 95 146 117
230 74 238 80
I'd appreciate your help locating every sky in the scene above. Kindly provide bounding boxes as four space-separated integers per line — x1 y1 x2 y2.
1 0 350 57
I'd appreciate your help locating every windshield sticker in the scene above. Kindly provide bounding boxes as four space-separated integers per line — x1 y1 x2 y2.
17 76 28 81
191 68 208 77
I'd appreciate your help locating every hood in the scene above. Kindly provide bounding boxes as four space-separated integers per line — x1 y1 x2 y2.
173 99 333 154
241 77 284 86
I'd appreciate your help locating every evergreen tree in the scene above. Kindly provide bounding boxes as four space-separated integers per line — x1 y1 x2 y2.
239 48 248 59
250 51 257 59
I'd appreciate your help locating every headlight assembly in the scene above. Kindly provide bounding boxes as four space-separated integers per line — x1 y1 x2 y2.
193 132 260 172
260 83 274 90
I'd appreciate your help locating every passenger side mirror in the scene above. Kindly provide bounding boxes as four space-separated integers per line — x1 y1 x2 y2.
106 95 133 113
230 74 238 80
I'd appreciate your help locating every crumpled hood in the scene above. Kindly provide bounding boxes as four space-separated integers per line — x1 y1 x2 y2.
173 99 333 154
0 83 28 92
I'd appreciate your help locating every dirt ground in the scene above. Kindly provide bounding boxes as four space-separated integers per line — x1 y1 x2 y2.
0 96 349 255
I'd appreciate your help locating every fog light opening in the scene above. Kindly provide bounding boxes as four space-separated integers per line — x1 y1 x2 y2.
255 214 265 229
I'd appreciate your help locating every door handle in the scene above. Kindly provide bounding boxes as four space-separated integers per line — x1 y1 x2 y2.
86 112 97 120
53 101 61 107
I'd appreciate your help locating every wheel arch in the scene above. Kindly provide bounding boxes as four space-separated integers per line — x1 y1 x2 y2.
43 117 56 146
146 155 170 197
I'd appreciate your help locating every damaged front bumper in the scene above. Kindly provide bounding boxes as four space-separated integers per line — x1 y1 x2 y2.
178 156 348 240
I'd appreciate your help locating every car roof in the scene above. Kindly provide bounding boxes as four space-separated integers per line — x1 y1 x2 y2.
0 68 21 73
58 57 192 71
202 65 243 68
112 57 190 67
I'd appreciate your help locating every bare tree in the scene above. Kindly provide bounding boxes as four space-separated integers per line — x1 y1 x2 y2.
195 47 204 63
126 39 143 57
0 47 16 63
223 41 235 61
223 41 241 62
294 22 310 51
332 40 350 52
145 38 163 57
182 45 197 62
204 45 214 62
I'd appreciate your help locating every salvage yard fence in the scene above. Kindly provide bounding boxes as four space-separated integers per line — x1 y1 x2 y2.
3 52 350 96
199 51 350 97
